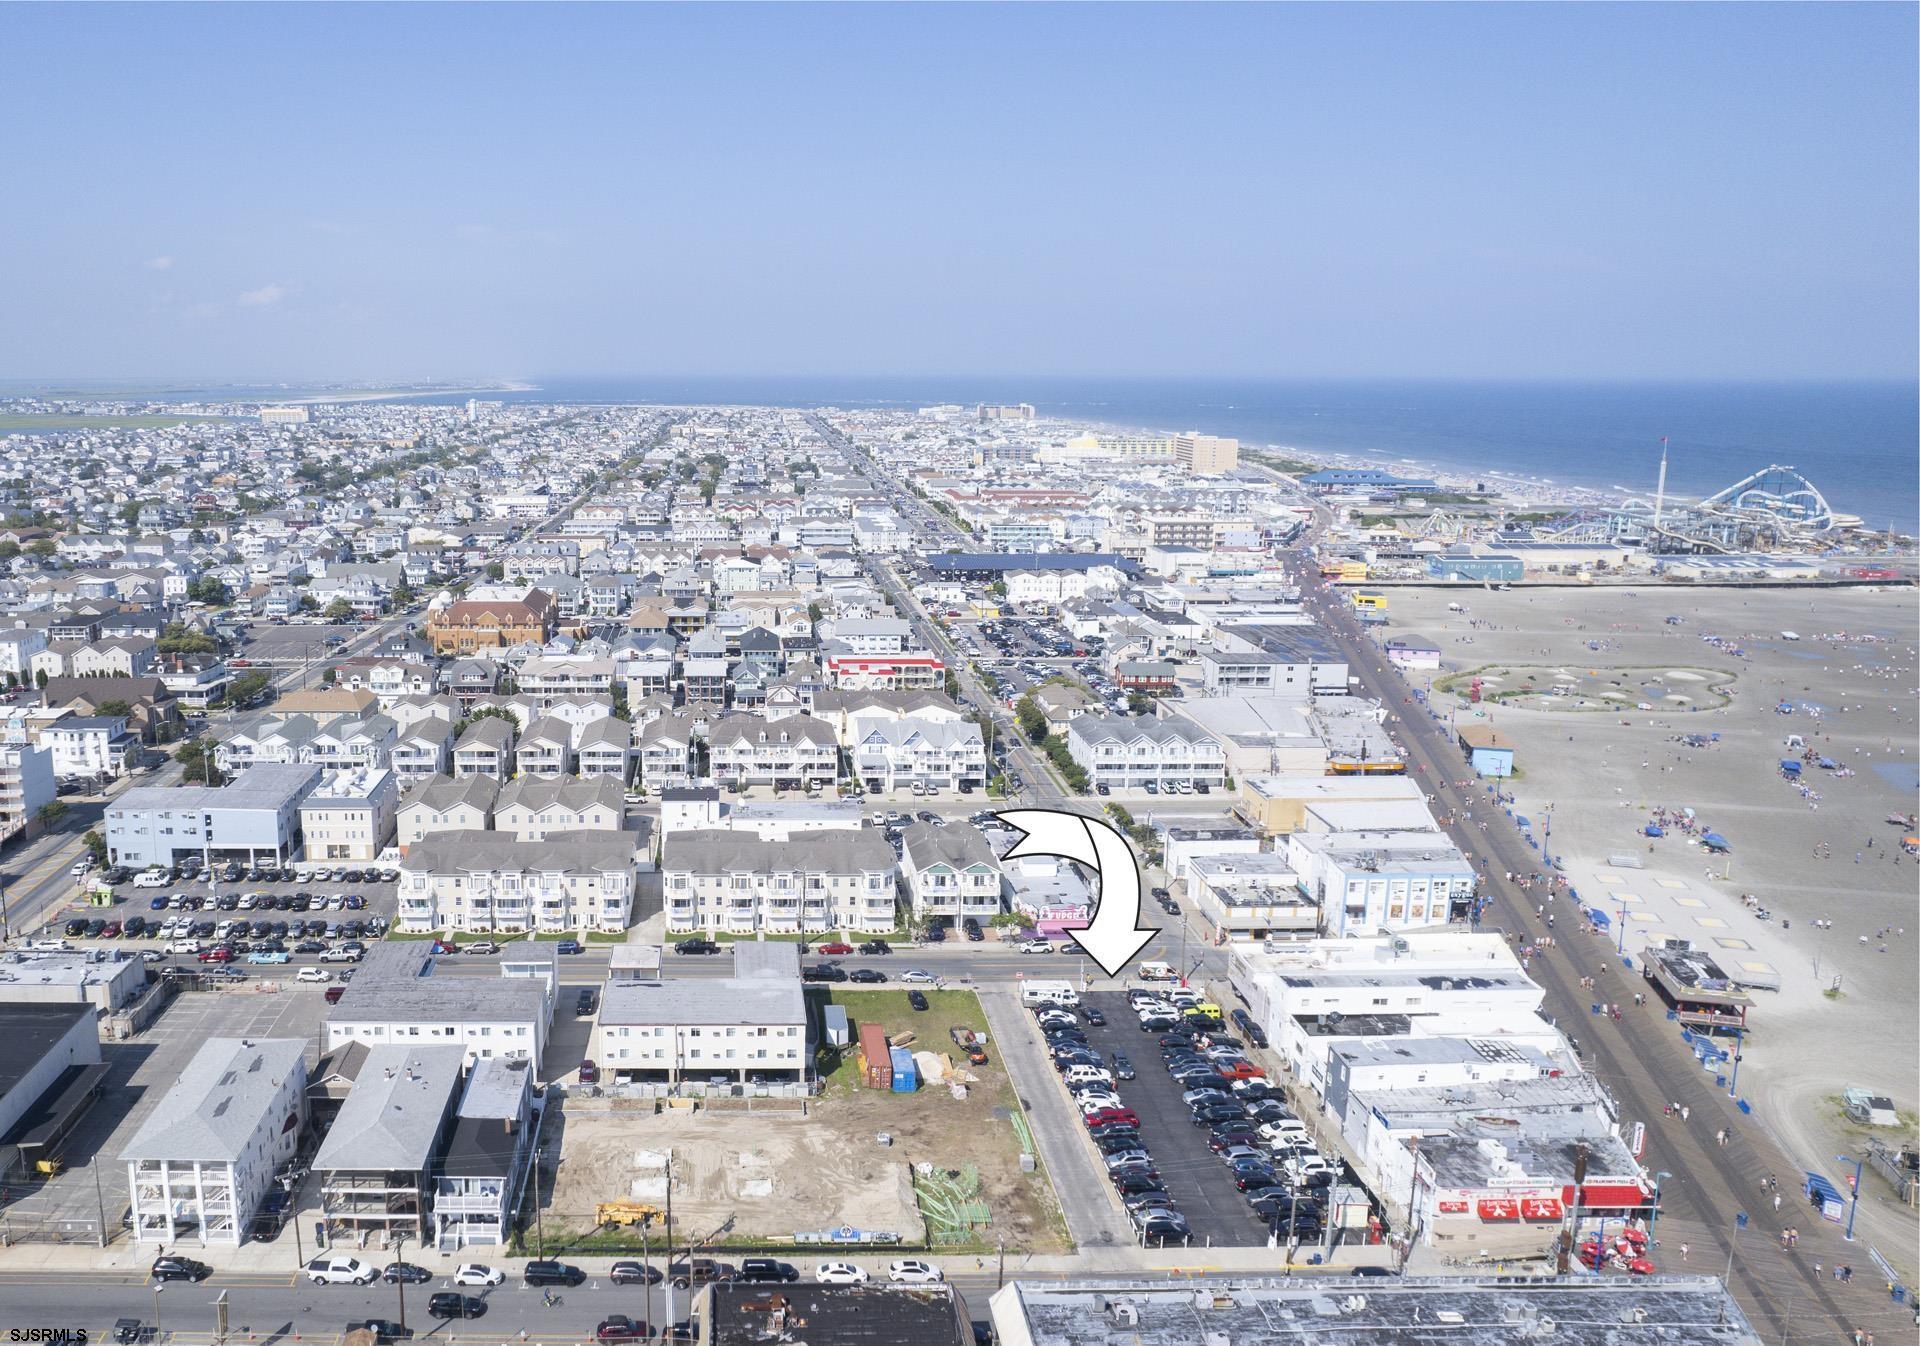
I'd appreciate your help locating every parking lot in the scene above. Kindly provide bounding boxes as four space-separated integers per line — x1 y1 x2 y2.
50 862 401 972
1070 991 1272 1247
9 987 328 1235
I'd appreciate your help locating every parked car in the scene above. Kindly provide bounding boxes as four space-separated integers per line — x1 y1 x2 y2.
907 990 930 1011
887 1259 943 1283
737 1258 800 1284
668 1258 734 1289
342 1321 411 1343
593 1317 649 1342
816 942 854 956
305 1255 378 1285
848 968 887 984
452 1264 505 1287
150 1256 212 1283
382 1262 433 1284
674 938 721 955
813 1261 869 1284
427 1293 487 1320
608 1260 662 1286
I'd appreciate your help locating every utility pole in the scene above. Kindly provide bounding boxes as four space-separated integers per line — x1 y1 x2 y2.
393 1231 408 1330
532 1144 545 1259
92 1163 108 1248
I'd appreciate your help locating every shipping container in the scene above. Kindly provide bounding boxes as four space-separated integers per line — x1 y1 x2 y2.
857 1022 893 1089
889 1046 918 1093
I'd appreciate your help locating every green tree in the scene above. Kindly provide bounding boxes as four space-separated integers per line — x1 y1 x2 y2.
81 829 108 866
118 500 144 527
26 539 57 561
484 561 506 582
807 602 822 624
452 704 517 739
1127 691 1153 716
943 670 962 700
175 736 221 784
989 579 1008 599
319 666 337 686
1015 694 1049 744
96 698 132 718
323 598 354 622
35 800 68 829
33 668 47 689
0 540 19 561
186 575 232 606
158 622 217 655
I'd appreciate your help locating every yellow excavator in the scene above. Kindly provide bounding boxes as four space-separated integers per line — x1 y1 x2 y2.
596 1200 664 1228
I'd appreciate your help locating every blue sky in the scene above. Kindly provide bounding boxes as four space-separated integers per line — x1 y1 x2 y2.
2 3 1913 382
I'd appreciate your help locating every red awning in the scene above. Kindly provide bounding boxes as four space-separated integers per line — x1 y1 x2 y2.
1477 1198 1520 1220
1521 1197 1564 1221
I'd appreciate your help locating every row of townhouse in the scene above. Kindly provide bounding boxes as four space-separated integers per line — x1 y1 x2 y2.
398 830 646 933
396 774 631 849
216 712 397 774
1064 715 1227 790
662 828 899 935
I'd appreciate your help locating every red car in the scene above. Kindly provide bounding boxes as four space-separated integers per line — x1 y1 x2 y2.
817 942 854 956
198 946 234 963
1084 1108 1139 1129
579 1059 600 1084
594 1316 650 1341
1216 1062 1267 1081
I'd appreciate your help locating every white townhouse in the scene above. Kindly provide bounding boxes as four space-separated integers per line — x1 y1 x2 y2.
512 716 575 778
633 715 696 790
298 766 399 861
398 830 642 934
493 776 627 843
662 828 897 935
122 1038 309 1246
707 714 838 790
849 714 987 794
1064 715 1227 791
325 975 550 1073
572 718 631 781
591 942 809 1087
900 821 1004 925
397 774 498 851
514 656 615 707
390 714 456 783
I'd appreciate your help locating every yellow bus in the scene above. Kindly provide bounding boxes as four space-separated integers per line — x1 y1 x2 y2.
1352 591 1389 611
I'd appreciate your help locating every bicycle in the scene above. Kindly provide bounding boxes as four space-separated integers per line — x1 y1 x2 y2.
542 1289 564 1308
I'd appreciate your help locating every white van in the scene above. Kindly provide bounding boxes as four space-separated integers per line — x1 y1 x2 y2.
132 869 170 889
1137 961 1175 982
1063 1065 1114 1087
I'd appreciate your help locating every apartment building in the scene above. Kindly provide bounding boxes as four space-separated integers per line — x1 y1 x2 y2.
591 941 808 1087
312 1044 464 1246
397 775 498 851
41 715 137 780
1064 716 1227 791
326 974 551 1073
512 716 574 778
389 715 456 783
424 591 556 655
298 766 399 861
451 716 515 780
849 715 986 794
398 830 640 934
0 742 55 845
572 718 631 781
1285 828 1476 935
900 822 1003 925
634 715 696 790
122 1038 309 1245
107 764 322 869
708 714 837 790
433 1055 537 1250
493 776 626 843
662 828 897 935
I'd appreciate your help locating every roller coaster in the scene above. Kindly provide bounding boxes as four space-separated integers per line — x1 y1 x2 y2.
1533 465 1856 553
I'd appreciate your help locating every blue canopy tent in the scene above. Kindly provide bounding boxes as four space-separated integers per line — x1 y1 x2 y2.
1702 832 1731 853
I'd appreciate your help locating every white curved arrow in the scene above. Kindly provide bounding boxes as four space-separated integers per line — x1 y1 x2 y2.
995 808 1161 977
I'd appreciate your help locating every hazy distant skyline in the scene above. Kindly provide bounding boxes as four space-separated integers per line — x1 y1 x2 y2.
3 3 1913 383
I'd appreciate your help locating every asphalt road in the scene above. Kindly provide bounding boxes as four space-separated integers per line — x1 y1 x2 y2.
1284 541 1894 1340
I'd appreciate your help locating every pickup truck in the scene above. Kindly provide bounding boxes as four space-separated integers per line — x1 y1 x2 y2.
319 947 362 964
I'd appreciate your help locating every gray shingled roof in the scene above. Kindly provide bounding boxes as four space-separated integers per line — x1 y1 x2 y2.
401 828 638 874
311 1044 465 1174
901 822 999 874
599 976 803 1028
664 827 895 874
495 775 624 815
120 1038 307 1164
401 773 500 815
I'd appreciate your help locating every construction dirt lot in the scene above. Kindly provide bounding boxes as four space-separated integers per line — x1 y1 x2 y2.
543 989 1071 1253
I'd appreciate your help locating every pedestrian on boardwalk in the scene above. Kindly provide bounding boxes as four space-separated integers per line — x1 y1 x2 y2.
1680 1105 1690 1122
1680 1243 1689 1260
1773 1193 1783 1212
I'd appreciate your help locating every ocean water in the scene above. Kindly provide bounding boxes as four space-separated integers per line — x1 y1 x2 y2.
62 375 1915 527
444 377 1915 527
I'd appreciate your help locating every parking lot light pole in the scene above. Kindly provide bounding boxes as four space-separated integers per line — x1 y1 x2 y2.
152 1284 162 1341
1836 1153 1864 1241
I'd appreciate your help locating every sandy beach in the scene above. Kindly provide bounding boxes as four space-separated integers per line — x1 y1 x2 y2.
1384 582 1920 1264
